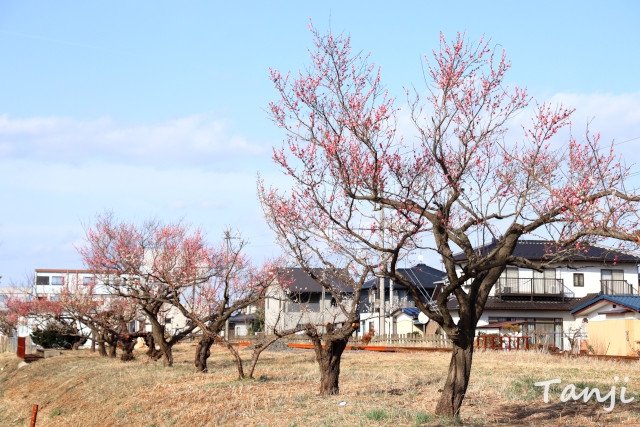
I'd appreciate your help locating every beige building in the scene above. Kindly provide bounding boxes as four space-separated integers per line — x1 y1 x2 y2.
571 295 640 356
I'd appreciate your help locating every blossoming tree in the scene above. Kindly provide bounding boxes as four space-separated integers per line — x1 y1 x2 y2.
162 233 286 374
262 26 640 415
78 213 209 366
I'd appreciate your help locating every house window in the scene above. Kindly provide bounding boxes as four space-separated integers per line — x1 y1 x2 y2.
601 269 626 294
573 273 584 287
499 267 519 292
83 277 92 285
533 269 556 293
51 276 64 286
36 276 50 286
601 269 624 281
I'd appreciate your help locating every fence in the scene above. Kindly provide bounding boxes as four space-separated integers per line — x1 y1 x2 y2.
234 333 453 348
0 335 34 354
234 332 539 351
475 335 530 351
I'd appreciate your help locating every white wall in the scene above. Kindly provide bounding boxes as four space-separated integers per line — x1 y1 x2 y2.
264 285 352 333
456 261 639 298
34 270 111 298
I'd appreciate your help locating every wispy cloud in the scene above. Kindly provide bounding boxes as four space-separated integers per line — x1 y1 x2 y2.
0 113 266 166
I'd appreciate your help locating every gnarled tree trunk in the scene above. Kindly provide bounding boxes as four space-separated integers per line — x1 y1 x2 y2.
107 340 117 358
120 335 137 361
145 310 173 366
435 334 474 417
97 332 107 357
308 325 350 396
195 334 214 373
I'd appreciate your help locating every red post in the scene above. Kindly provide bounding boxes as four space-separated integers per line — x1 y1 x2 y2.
30 404 38 427
17 337 26 359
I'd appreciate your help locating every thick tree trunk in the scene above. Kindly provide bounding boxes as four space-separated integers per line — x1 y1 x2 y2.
312 336 348 395
97 333 107 357
144 333 157 357
108 340 117 358
91 330 96 353
153 328 173 366
194 334 214 373
120 335 136 362
435 338 474 417
146 313 173 366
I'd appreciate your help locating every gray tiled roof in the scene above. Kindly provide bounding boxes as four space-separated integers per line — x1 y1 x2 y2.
279 268 351 293
453 240 640 263
363 264 445 290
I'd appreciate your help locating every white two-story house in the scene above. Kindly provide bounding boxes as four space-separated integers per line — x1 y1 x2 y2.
448 240 640 350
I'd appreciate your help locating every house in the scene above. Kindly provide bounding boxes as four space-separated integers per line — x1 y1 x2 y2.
227 304 260 338
34 269 110 300
357 263 445 337
448 240 640 351
571 295 640 356
264 268 353 333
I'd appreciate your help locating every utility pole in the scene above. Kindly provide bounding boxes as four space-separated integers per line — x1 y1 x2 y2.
378 205 385 337
223 229 239 339
224 230 231 339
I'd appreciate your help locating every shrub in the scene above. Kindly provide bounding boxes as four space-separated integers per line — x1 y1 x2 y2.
31 323 85 349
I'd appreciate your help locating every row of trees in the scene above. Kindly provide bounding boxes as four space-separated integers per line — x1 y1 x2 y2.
6 214 287 376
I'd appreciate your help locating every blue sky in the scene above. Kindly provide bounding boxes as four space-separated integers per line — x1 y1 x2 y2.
1 1 640 285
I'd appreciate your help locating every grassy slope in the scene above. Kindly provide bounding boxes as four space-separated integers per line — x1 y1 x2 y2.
1 344 640 426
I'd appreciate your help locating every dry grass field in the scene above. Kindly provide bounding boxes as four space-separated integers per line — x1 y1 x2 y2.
2 343 640 426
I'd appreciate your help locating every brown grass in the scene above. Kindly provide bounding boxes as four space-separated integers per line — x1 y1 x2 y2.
2 344 640 426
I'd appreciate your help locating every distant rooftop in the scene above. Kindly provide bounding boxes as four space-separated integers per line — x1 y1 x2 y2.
453 240 640 263
363 264 445 290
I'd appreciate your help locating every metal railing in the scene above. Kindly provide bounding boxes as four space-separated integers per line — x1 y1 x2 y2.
601 280 636 295
286 302 321 312
495 278 564 298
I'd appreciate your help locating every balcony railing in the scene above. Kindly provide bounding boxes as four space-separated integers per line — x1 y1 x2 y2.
495 278 564 299
601 280 636 295
287 302 321 312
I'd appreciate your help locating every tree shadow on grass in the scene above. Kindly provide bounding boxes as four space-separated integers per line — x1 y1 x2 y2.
486 400 640 425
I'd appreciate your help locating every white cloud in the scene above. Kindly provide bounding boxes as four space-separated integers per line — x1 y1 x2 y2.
548 92 640 138
0 112 266 166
